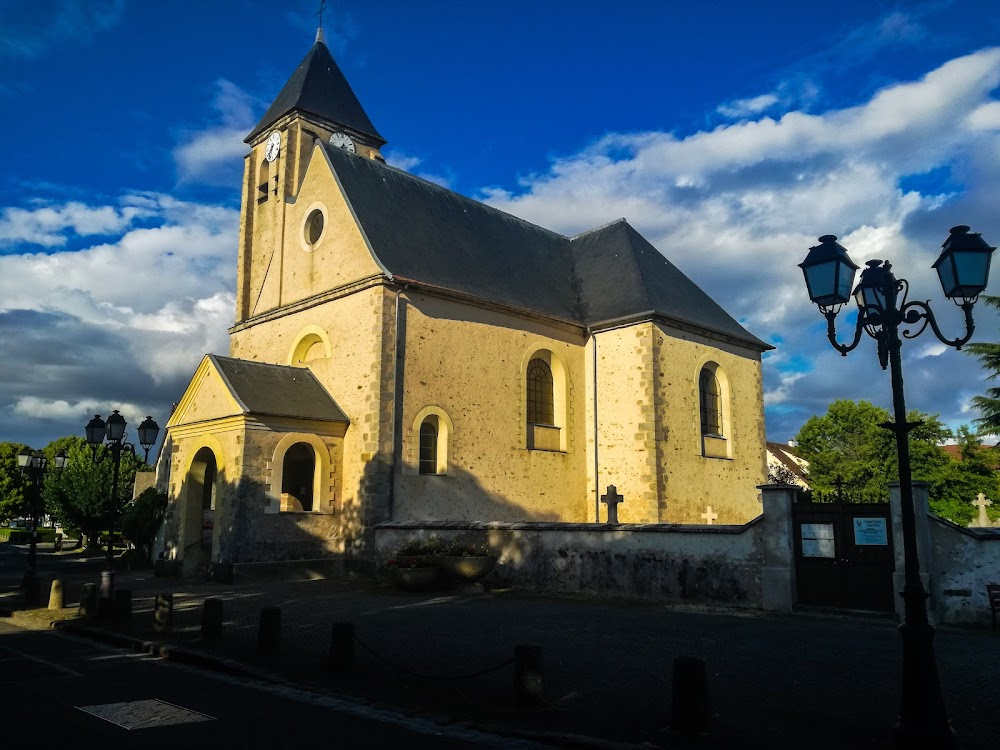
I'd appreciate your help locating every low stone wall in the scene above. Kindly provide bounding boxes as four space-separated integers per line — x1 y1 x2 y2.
927 516 1000 626
375 519 765 607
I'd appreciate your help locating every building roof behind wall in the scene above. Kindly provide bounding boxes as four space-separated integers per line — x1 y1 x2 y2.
211 355 349 423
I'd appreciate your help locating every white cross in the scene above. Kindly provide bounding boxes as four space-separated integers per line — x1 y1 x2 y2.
701 506 718 524
972 493 993 527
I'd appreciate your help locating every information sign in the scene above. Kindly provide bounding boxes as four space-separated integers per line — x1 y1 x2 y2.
853 517 888 546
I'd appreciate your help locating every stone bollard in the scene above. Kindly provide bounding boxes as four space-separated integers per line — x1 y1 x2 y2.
114 589 132 621
329 622 355 672
258 606 281 653
201 598 223 642
671 656 711 733
48 579 64 610
79 583 98 619
153 594 173 633
514 643 544 707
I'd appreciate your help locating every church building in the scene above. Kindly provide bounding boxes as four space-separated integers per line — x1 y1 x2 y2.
158 30 772 573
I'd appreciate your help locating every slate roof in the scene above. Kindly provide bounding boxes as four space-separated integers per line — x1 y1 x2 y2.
211 355 349 422
246 38 385 145
322 144 770 350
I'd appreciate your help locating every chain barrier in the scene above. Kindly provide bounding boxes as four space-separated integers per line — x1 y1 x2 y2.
354 634 514 681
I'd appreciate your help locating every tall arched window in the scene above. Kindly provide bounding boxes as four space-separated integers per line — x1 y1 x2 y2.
419 417 439 475
699 368 723 437
526 358 555 425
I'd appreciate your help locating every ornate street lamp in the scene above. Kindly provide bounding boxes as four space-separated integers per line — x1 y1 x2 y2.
16 447 67 604
85 411 159 616
800 225 995 747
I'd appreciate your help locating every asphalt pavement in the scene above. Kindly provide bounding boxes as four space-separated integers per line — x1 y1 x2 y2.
3 541 999 749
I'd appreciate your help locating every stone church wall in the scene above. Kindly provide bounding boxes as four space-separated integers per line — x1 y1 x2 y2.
229 284 392 549
652 322 768 524
393 292 589 523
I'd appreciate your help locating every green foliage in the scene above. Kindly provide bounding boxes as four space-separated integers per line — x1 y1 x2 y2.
0 442 30 523
120 485 167 562
795 402 999 525
966 294 1000 436
42 435 144 549
794 400 898 498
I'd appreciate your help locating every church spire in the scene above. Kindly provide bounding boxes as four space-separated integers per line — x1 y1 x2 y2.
244 34 385 147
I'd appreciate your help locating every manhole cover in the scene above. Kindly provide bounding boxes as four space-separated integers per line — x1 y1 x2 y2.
76 699 215 730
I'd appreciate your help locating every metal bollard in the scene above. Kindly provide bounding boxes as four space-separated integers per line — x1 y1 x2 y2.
48 579 64 610
78 583 98 619
201 598 223 642
514 643 544 707
671 655 711 733
329 622 355 672
153 593 173 633
114 589 132 621
258 606 281 653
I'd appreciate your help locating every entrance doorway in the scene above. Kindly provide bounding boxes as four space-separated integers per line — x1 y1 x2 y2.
793 501 895 612
184 447 218 575
281 443 315 511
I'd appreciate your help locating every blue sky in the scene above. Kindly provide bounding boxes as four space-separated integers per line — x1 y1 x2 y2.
1 0 999 450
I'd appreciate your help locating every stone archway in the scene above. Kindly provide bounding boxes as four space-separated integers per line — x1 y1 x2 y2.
281 442 316 511
183 446 218 576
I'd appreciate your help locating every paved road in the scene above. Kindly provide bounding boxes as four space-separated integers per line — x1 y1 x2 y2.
0 620 543 749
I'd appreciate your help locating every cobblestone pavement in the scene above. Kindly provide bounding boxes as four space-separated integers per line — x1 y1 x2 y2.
20 570 1000 749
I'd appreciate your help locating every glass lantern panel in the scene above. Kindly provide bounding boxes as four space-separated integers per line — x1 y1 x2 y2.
953 252 989 295
803 261 834 302
936 256 958 298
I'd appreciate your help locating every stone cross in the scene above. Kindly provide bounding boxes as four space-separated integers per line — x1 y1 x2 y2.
601 485 624 524
972 493 992 527
701 506 718 524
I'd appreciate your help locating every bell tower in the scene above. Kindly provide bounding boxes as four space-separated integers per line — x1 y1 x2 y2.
235 28 387 323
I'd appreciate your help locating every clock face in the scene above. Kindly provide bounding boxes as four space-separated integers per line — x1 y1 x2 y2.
264 132 281 162
329 131 356 153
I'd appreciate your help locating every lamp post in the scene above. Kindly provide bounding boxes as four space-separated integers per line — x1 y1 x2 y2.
84 411 159 614
16 447 67 604
800 225 995 747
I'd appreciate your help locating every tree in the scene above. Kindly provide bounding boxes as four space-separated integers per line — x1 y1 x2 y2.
966 294 1000 437
42 436 144 550
794 399 953 500
121 486 167 563
0 442 30 523
926 425 1000 526
795 402 999 524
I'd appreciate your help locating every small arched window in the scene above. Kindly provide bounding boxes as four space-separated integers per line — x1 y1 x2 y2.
526 358 555 425
699 368 723 437
419 417 439 475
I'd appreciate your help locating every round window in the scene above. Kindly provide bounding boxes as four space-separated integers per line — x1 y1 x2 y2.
304 209 324 246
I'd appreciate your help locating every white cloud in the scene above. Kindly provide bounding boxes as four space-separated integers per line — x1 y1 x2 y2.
0 201 153 248
0 192 237 444
717 93 780 119
174 80 260 184
482 47 1000 441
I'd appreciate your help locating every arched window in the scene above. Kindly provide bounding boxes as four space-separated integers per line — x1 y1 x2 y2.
281 442 315 511
699 368 723 437
410 408 452 476
419 417 439 475
526 358 555 425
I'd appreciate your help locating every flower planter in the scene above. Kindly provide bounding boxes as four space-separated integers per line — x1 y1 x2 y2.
390 566 440 591
440 555 497 583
